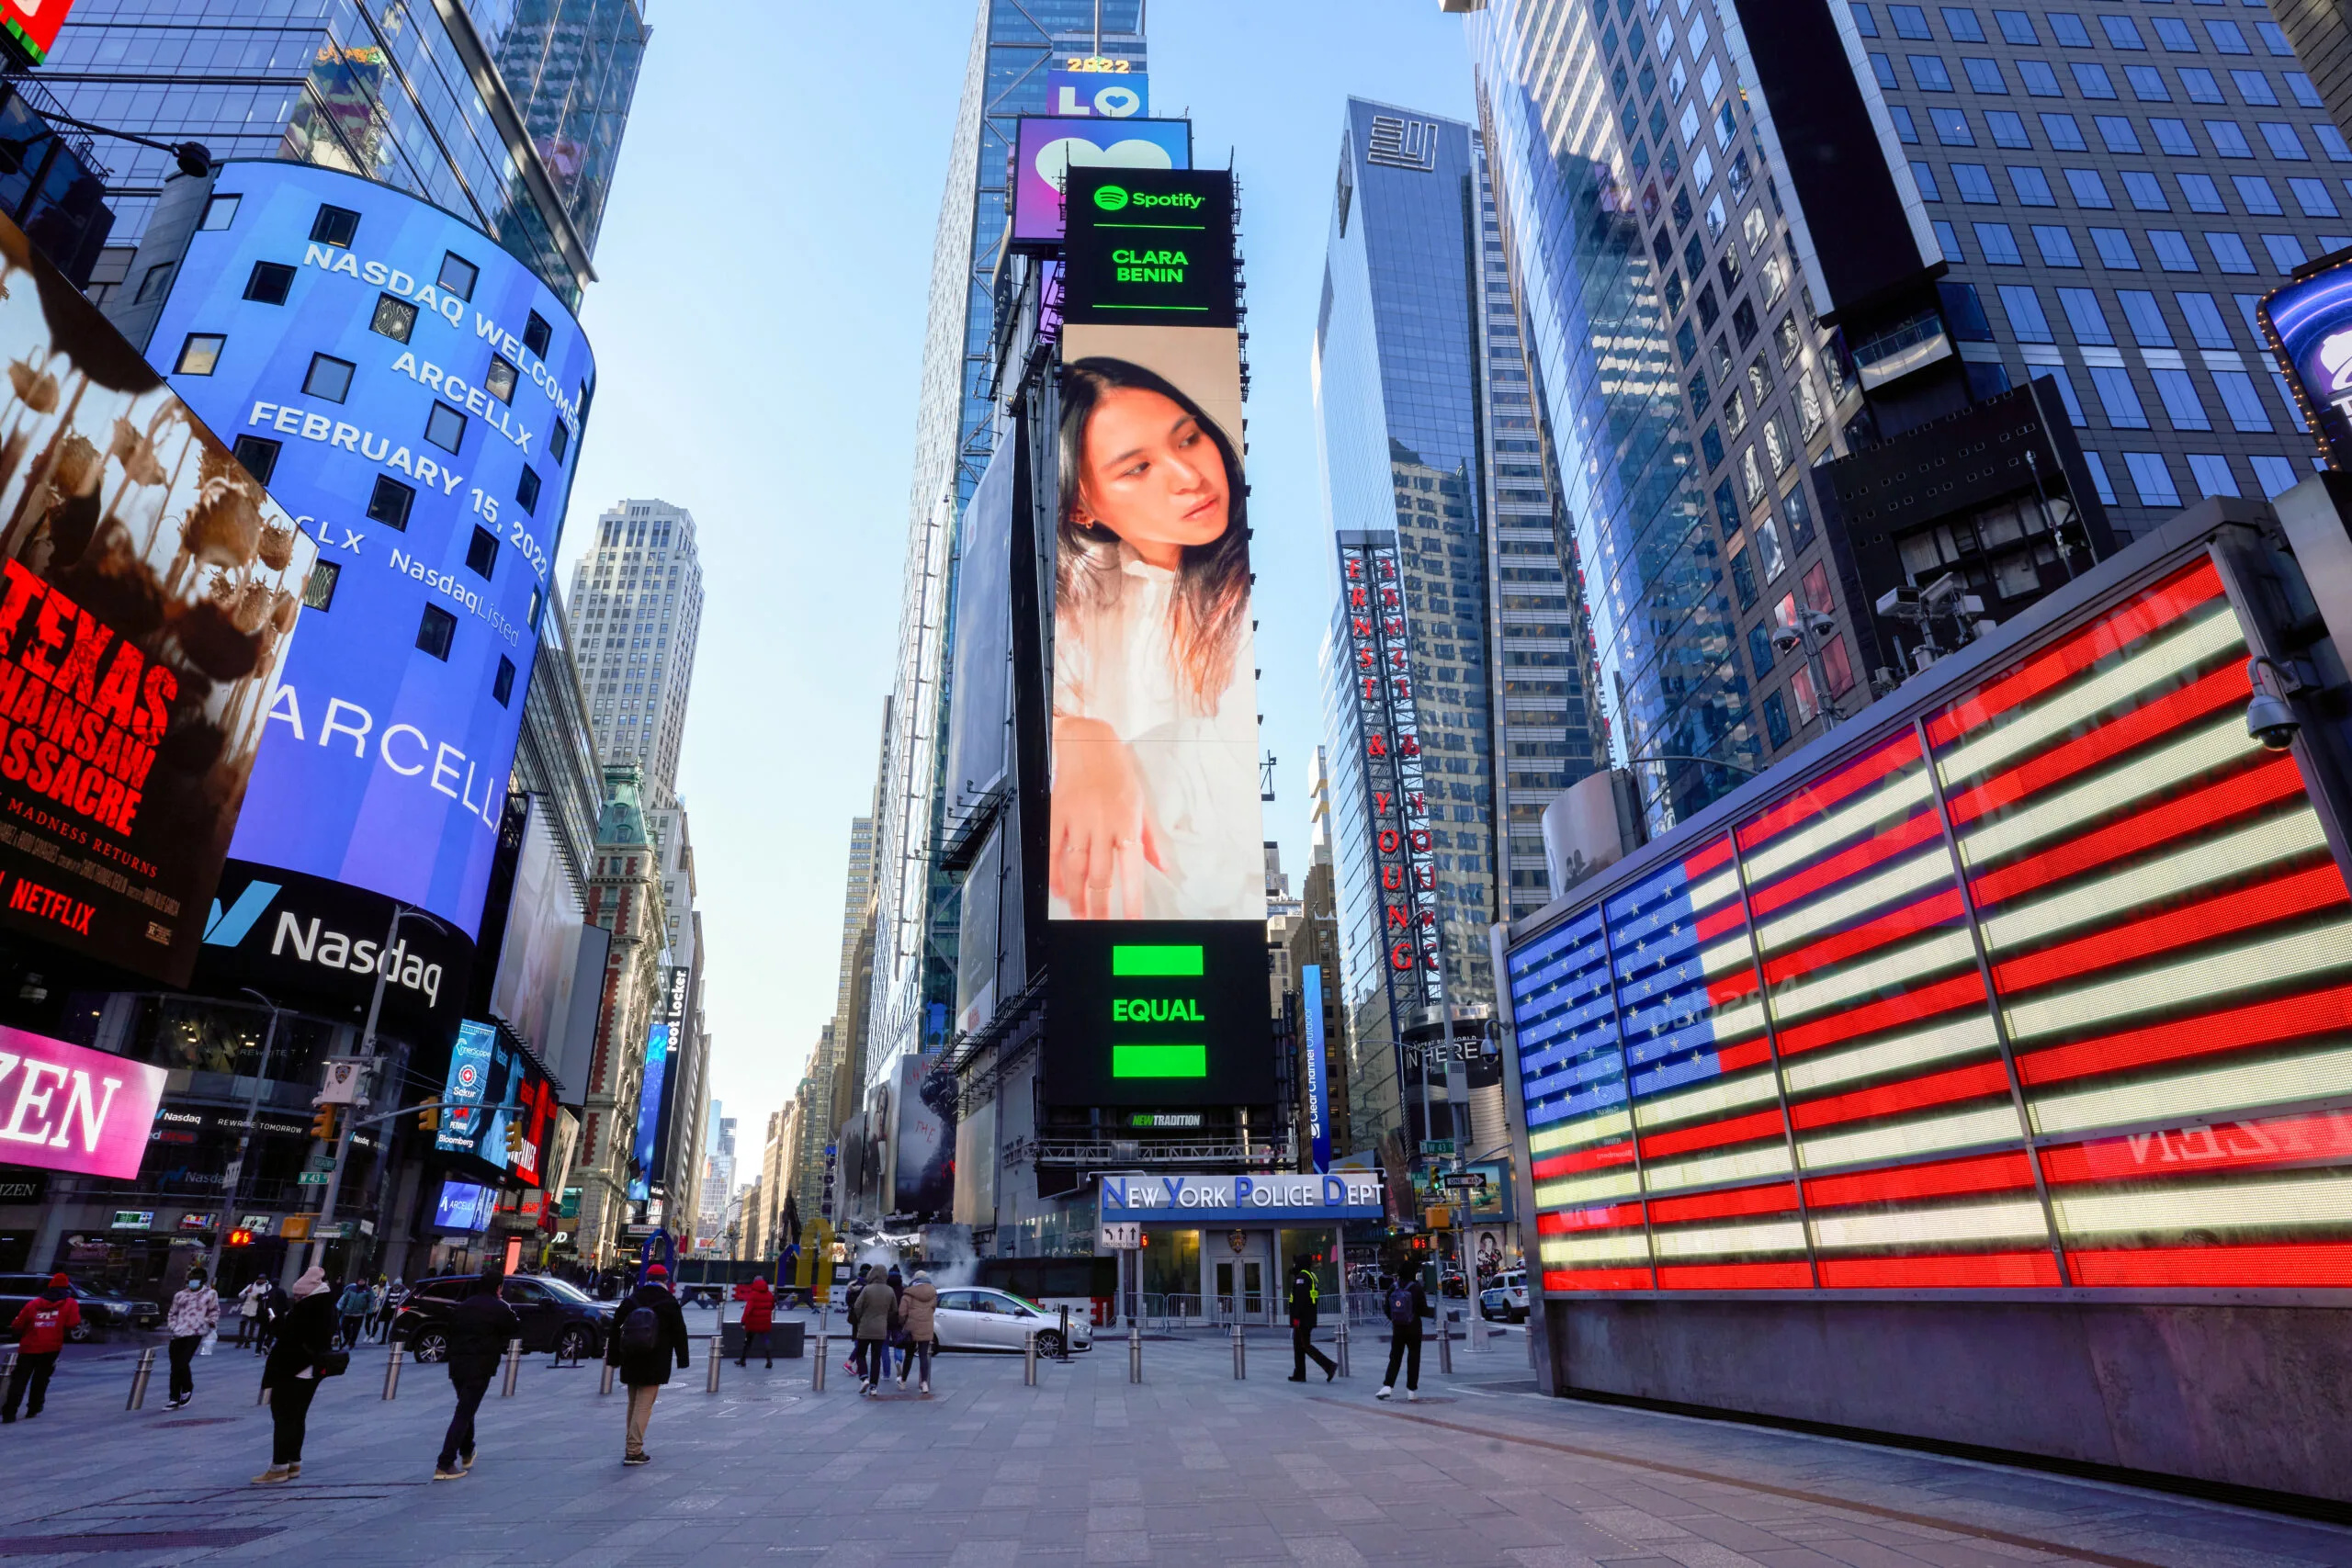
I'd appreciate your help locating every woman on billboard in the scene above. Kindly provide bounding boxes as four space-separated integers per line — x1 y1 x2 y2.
1051 356 1260 920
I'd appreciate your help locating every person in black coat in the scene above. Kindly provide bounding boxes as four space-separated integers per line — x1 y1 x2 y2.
1376 1269 1434 1403
255 1268 341 1483
603 1264 689 1465
1286 1261 1337 1382
435 1273 522 1479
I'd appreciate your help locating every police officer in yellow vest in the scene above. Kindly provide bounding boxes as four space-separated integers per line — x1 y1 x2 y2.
1286 1260 1336 1382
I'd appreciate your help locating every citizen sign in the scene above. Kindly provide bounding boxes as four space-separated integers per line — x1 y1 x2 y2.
0 1025 166 1179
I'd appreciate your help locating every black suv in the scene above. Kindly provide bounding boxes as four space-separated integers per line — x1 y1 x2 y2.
389 1273 608 1362
0 1274 162 1341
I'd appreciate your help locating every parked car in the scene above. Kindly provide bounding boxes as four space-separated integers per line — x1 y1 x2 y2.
930 1287 1091 1357
1479 1269 1529 1324
389 1272 608 1362
0 1274 161 1341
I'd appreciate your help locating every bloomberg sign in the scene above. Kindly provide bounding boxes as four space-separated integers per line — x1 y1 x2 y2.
142 163 594 938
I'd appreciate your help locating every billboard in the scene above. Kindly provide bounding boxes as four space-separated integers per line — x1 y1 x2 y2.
889 1052 956 1220
0 205 317 985
2260 255 2352 468
195 858 468 1036
2 0 74 64
1303 963 1331 1174
1011 117 1191 252
0 1026 165 1179
483 797 591 1078
142 162 595 936
433 1177 496 1232
628 1018 670 1203
1046 69 1148 119
1507 550 2352 1296
1044 166 1271 1108
435 1017 558 1186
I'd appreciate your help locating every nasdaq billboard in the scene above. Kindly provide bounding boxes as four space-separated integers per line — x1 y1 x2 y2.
143 163 594 937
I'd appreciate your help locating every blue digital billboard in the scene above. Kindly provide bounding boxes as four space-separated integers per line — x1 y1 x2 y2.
434 1178 497 1232
142 163 594 936
628 1021 670 1203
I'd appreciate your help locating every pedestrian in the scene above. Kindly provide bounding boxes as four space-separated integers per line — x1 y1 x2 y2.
605 1262 689 1466
254 1266 343 1483
234 1278 265 1348
897 1270 938 1394
1 1273 80 1423
367 1276 389 1342
734 1276 775 1368
842 1264 873 1382
258 1280 290 1356
334 1278 369 1348
434 1272 520 1481
1375 1269 1431 1403
851 1264 897 1396
1286 1260 1336 1384
164 1266 221 1410
884 1267 910 1382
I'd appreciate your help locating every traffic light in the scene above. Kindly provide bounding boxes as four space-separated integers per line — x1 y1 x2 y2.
417 1095 440 1133
503 1120 524 1161
309 1105 338 1142
225 1227 255 1247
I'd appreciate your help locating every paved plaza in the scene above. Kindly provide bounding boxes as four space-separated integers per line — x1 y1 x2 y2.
0 1328 2344 1566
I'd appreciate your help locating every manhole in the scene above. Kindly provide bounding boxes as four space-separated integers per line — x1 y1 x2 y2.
0 1529 279 1555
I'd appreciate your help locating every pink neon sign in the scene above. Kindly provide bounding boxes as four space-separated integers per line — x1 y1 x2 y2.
0 1027 164 1180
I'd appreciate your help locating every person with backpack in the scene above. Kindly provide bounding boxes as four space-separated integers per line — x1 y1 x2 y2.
2 1274 79 1423
1376 1268 1432 1402
255 1267 342 1483
1285 1260 1336 1383
434 1272 522 1480
896 1271 939 1394
605 1263 689 1465
850 1265 898 1396
164 1266 221 1410
734 1276 775 1368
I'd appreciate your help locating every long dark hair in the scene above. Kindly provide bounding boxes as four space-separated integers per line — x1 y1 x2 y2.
1057 356 1250 716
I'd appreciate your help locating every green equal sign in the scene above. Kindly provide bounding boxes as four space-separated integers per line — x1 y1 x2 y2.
1111 943 1204 976
1113 1043 1207 1078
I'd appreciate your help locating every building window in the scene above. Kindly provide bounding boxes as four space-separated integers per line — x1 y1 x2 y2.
2258 121 2309 161
2251 455 2301 497
2121 171 2169 210
1962 57 2007 94
485 355 519 403
2101 14 2144 50
231 434 279 486
371 294 420 343
2031 224 2083 265
2290 177 2340 217
2205 118 2254 157
368 475 415 530
2179 68 2226 106
2150 368 2212 429
1995 8 2036 44
2122 451 2182 506
310 204 360 247
1762 690 1792 749
2080 449 2121 505
2233 71 2278 107
525 310 552 357
2152 118 2199 156
1934 107 1975 145
201 193 241 231
2233 174 2284 214
2205 231 2257 271
1912 161 1944 201
1988 109 2031 147
550 420 571 465
1891 5 1932 38
134 263 175 303
2147 230 2200 271
2124 65 2169 103
2088 365 2152 426
174 333 224 376
1975 220 2026 262
303 353 355 402
466 525 499 580
516 466 542 515
437 251 480 301
2153 17 2197 53
2010 164 2057 204
1953 162 1999 201
424 401 467 454
2262 232 2309 272
2089 227 2141 267
1998 284 2054 339
243 261 295 305
1910 54 1955 91
416 604 458 660
493 655 517 708
2064 167 2113 208
302 559 339 611
2205 18 2251 54
2073 62 2119 99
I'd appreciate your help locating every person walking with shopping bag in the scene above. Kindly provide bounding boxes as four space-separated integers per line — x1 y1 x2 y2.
605 1264 689 1465
851 1266 897 1397
255 1267 344 1483
164 1267 220 1410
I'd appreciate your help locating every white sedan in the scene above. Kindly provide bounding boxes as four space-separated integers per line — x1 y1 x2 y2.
930 1287 1092 1356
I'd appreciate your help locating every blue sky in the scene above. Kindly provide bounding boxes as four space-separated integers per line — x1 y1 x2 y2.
559 2 1477 1135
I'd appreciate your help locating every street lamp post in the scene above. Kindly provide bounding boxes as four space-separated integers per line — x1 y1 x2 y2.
206 987 292 1285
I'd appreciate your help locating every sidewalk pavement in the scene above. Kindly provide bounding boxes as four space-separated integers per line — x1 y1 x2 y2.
0 1329 2345 1566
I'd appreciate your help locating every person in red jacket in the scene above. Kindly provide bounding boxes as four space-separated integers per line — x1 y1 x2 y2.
4 1274 81 1423
734 1276 775 1368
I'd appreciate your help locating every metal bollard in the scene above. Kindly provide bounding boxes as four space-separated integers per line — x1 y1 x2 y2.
706 1337 722 1393
1437 1312 1453 1374
1127 1318 1142 1384
1335 1319 1351 1378
599 1358 616 1396
500 1338 523 1398
125 1346 156 1411
381 1346 404 1401
1231 1321 1246 1380
1023 1330 1038 1387
810 1332 827 1393
1057 1304 1072 1362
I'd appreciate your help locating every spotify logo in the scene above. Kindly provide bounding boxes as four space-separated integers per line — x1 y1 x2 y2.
1093 184 1130 211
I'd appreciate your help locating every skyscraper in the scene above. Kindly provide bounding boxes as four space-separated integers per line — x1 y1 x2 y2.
1316 99 1593 1165
1459 0 2335 826
566 500 707 807
793 813 875 1213
50 0 648 309
865 0 1147 1096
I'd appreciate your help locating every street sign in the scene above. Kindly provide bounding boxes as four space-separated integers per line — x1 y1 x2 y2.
307 1154 335 1172
311 1221 351 1240
1100 1221 1141 1249
1419 1139 1455 1156
296 1171 331 1185
1438 1172 1488 1191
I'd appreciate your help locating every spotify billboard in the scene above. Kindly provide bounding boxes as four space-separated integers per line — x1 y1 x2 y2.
1043 165 1271 1109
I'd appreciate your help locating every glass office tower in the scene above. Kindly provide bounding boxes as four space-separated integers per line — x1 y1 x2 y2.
45 0 648 303
1317 99 1596 1166
1461 0 2338 827
864 0 1146 1096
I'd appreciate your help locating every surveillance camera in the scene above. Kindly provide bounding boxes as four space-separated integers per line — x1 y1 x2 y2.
1804 611 1838 637
1875 586 1921 617
2245 690 2301 751
1771 627 1802 654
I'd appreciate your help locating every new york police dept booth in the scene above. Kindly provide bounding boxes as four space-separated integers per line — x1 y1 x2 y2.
1101 1171 1382 1325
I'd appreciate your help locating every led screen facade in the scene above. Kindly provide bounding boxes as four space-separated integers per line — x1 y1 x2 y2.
2260 257 2352 469
1044 166 1270 1107
1505 554 2352 1294
1010 117 1191 251
143 162 594 937
436 1017 557 1187
0 206 316 984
